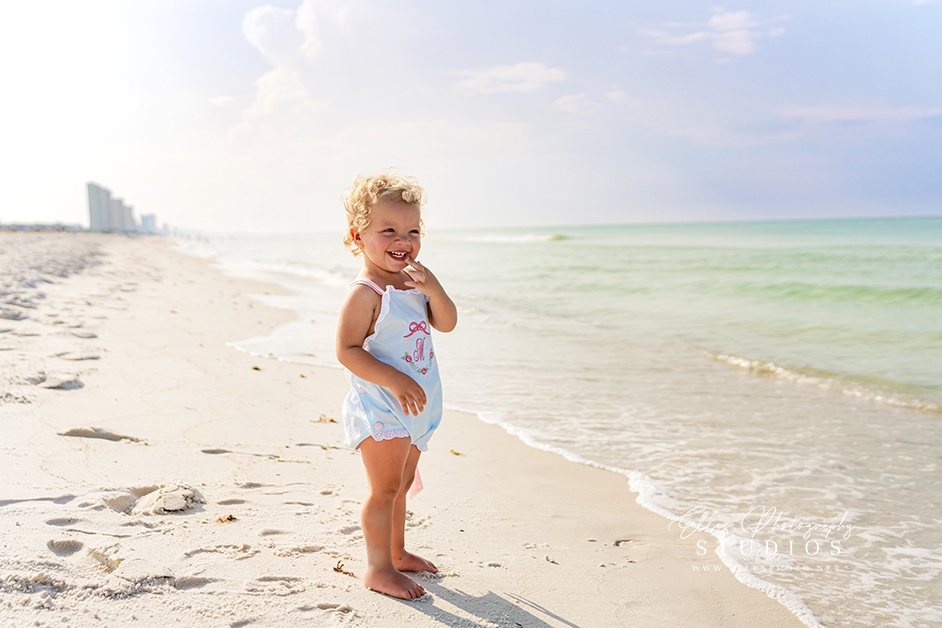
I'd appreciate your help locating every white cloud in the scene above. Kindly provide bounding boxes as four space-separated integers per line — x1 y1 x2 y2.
242 5 303 67
707 10 758 31
242 1 350 66
228 66 328 142
776 105 942 123
555 94 602 115
456 62 567 94
233 2 343 142
242 67 310 119
209 96 235 106
295 0 322 58
642 8 787 56
663 32 710 45
295 0 351 60
712 29 755 55
605 90 639 106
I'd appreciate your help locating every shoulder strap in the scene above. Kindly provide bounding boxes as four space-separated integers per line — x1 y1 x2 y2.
350 278 384 296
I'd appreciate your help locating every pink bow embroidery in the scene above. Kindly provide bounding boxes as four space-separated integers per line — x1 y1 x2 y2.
403 321 430 338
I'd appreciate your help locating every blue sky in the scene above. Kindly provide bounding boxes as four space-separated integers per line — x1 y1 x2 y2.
1 0 940 231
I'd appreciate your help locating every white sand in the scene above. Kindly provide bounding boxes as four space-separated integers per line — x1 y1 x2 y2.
0 233 807 627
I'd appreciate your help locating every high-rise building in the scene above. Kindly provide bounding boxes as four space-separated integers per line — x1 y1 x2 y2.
141 214 157 234
109 198 123 231
123 204 135 231
87 182 112 231
87 182 146 232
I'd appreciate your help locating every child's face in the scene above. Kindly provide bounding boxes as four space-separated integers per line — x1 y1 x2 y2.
352 198 422 275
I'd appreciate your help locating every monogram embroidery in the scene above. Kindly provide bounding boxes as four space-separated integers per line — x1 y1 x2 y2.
401 319 434 375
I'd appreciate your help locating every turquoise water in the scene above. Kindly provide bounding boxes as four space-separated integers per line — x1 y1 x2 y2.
179 216 942 628
430 219 942 410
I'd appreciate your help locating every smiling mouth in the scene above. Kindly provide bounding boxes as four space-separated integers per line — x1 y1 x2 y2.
387 251 408 261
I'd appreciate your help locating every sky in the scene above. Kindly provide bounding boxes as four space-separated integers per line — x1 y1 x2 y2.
1 0 940 232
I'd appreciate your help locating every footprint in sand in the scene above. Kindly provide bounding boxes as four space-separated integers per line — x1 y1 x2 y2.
301 602 353 612
47 539 84 557
0 494 76 507
59 427 141 442
0 308 28 321
45 517 81 526
217 498 246 505
39 376 83 390
171 576 218 590
186 544 259 561
56 351 100 361
69 330 97 339
274 544 323 557
244 575 305 596
1 392 30 403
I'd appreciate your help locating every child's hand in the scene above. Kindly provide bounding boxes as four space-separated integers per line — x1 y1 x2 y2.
389 372 427 416
405 255 458 333
403 257 445 298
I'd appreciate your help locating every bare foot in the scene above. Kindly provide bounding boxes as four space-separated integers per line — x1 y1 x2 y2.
394 551 438 574
363 567 425 600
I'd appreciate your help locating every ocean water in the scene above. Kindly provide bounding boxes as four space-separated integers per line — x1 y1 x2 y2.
177 217 942 628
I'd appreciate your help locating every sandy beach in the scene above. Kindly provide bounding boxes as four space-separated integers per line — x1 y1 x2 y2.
0 233 807 628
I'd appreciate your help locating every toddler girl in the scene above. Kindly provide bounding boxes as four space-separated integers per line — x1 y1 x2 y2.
336 172 457 599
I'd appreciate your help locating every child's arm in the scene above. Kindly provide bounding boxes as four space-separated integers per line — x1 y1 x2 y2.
404 257 458 333
336 285 428 416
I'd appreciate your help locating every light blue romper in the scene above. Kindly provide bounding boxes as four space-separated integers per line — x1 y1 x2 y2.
342 279 443 452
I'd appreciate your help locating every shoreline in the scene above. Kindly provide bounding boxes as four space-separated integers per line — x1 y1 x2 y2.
180 236 817 627
1 233 808 627
192 241 823 624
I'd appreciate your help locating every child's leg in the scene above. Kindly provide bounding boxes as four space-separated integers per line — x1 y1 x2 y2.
358 436 425 599
392 445 438 573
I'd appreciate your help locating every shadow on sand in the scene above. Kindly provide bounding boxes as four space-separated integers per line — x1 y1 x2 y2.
389 579 582 628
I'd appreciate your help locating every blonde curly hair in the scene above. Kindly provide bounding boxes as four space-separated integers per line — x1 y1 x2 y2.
343 170 426 255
